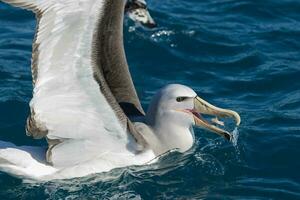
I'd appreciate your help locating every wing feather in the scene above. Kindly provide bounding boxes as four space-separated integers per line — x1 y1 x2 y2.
1 0 141 166
1 0 40 11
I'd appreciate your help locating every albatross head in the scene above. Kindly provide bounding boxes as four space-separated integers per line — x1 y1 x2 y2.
125 0 157 28
144 84 241 156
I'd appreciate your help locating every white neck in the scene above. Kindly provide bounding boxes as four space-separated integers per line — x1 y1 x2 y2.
143 115 194 156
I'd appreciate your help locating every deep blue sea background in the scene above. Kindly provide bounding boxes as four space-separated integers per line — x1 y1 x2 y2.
0 0 300 199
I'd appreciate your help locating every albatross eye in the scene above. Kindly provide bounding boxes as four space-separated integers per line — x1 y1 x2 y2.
176 97 188 102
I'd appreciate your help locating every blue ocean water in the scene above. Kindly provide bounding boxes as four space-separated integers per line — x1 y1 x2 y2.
0 0 300 199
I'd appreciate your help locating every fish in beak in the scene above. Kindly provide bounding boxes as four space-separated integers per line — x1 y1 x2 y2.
125 0 157 28
192 96 241 141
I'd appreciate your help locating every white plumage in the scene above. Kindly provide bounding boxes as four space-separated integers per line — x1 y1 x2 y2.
0 0 241 180
0 0 157 180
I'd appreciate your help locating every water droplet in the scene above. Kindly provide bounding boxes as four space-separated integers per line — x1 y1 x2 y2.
128 26 136 32
230 127 239 146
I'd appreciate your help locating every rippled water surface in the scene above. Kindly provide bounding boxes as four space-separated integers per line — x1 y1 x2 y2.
0 0 300 199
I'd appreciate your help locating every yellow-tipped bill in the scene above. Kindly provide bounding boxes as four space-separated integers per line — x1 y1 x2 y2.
192 96 241 141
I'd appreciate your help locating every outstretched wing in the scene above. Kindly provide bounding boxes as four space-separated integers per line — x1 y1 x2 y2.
1 0 144 167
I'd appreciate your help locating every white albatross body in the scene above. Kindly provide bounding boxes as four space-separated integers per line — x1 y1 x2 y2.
0 0 157 180
0 0 241 180
0 141 155 180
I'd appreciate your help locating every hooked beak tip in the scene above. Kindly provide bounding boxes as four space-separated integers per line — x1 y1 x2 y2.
193 96 241 140
224 133 231 141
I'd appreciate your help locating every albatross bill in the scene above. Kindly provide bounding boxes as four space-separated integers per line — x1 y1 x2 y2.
181 96 241 141
0 0 241 180
193 96 240 140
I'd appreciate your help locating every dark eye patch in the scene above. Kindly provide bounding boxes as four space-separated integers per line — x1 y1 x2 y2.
176 97 188 102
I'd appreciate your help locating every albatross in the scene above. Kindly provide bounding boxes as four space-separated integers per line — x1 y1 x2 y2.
0 0 240 180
